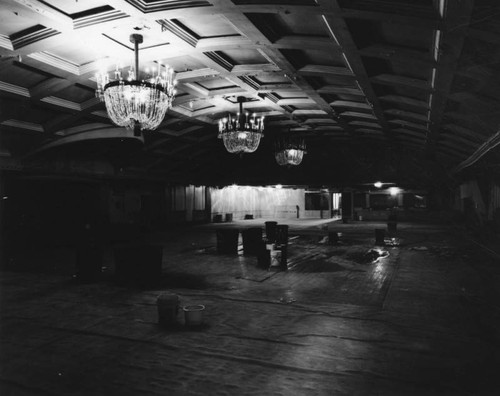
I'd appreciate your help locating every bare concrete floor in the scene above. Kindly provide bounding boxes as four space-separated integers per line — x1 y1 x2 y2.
1 219 500 395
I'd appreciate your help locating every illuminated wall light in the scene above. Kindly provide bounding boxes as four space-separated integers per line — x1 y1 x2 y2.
275 184 283 189
374 181 383 188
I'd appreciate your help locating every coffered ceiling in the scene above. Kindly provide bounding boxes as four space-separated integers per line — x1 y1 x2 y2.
1 0 499 187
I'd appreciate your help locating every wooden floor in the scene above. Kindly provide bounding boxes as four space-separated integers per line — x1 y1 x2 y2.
1 219 500 395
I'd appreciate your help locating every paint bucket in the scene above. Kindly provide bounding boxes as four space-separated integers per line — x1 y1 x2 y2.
183 305 205 326
270 249 282 267
157 293 179 327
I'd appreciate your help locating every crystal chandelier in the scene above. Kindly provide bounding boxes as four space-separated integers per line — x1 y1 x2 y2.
275 136 307 166
95 34 177 132
218 96 264 154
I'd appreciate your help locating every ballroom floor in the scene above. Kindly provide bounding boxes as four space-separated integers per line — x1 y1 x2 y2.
1 218 500 395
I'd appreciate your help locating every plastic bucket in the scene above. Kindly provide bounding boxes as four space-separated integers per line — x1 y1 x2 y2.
183 305 205 326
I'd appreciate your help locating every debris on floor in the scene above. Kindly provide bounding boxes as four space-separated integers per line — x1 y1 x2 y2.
384 238 401 247
411 246 429 251
365 248 390 263
277 297 296 304
318 236 329 244
347 248 390 264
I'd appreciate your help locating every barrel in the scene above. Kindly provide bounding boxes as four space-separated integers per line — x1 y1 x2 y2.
265 221 278 243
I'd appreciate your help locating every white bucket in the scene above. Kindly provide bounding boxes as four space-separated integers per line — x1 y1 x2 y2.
183 305 205 326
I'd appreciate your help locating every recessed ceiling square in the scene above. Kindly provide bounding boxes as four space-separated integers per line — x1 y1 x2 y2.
42 0 106 15
280 49 346 69
173 15 240 38
4 64 50 88
54 85 94 103
252 73 290 85
161 56 209 73
346 18 433 52
217 49 269 65
0 8 37 36
45 43 98 66
196 77 237 90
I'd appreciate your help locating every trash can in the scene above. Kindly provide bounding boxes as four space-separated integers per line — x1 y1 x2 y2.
157 293 179 327
242 227 263 256
225 213 233 222
216 229 239 254
183 305 205 327
276 224 289 246
213 214 223 223
265 221 278 243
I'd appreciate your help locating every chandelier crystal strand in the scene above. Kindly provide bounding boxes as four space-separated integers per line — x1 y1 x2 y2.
218 97 264 154
95 34 177 132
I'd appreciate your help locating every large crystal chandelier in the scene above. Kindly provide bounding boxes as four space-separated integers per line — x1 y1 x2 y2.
275 135 307 166
95 34 177 133
218 96 264 154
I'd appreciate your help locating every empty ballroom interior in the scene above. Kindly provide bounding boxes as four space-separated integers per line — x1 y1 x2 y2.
1 0 500 395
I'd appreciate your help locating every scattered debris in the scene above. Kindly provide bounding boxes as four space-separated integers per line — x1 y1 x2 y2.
411 246 429 251
384 238 401 247
365 248 390 263
278 297 296 304
347 248 390 264
318 236 329 244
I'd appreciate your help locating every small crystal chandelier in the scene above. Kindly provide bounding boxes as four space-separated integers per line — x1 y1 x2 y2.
218 96 265 154
95 34 177 133
275 135 307 166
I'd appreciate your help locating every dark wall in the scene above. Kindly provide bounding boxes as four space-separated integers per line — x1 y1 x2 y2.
3 178 105 251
